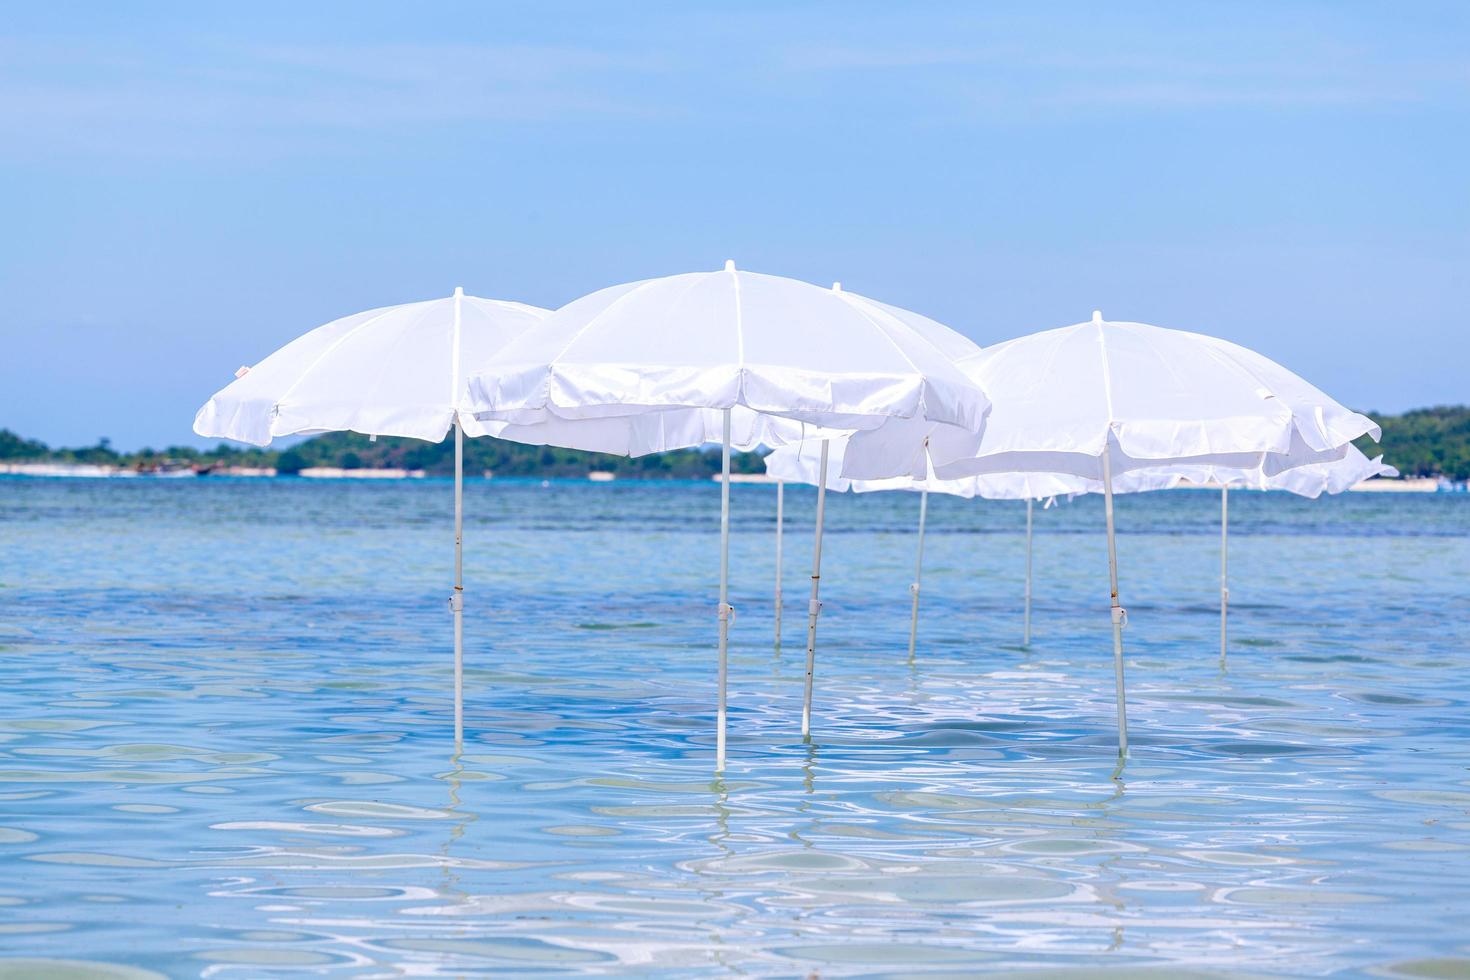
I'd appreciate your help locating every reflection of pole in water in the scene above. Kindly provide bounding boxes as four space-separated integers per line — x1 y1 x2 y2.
699 774 734 970
789 739 819 849
439 749 478 905
1080 767 1128 951
709 774 732 853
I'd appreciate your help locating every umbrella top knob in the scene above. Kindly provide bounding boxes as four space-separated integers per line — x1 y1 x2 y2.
724 259 736 272
1092 310 1104 325
454 286 464 298
832 281 843 292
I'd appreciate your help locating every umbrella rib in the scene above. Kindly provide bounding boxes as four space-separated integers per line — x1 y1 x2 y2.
538 276 672 383
828 292 930 407
1193 342 1301 445
270 303 416 424
449 289 463 414
728 262 745 369
472 297 548 318
1094 316 1117 425
1127 325 1286 459
1124 322 1195 397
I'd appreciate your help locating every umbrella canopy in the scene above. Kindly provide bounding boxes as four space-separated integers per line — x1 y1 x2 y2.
194 290 548 446
1181 445 1397 666
765 440 1181 499
468 261 990 478
1183 445 1397 498
934 312 1378 482
193 288 551 752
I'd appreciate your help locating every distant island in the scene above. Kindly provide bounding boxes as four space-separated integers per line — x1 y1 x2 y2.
0 426 768 480
2 405 1466 481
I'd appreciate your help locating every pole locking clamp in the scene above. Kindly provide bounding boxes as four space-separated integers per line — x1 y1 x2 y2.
718 602 735 624
808 599 823 618
909 582 921 596
1111 606 1128 628
449 589 464 613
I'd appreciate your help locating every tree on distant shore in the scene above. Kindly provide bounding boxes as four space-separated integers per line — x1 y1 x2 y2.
0 429 49 460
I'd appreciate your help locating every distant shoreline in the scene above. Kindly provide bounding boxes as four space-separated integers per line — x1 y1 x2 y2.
1 461 1462 492
4 404 1469 485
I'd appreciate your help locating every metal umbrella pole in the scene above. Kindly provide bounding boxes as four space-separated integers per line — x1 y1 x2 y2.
774 480 784 649
716 409 733 771
1023 497 1034 647
1219 485 1229 668
1101 448 1128 760
907 489 928 661
801 440 830 739
449 286 465 752
452 417 464 750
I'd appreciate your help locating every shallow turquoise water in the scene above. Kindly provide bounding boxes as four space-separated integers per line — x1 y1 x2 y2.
1 476 1468 977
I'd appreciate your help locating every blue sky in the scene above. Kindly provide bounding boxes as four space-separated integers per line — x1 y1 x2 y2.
1 1 1465 449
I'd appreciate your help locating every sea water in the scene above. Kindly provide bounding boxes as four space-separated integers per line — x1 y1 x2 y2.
0 476 1467 977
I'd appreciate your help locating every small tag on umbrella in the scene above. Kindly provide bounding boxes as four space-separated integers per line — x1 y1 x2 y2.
235 365 251 378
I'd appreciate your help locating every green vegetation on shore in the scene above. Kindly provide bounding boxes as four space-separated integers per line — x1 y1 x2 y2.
3 404 1466 479
1355 406 1470 482
271 431 768 478
0 427 767 479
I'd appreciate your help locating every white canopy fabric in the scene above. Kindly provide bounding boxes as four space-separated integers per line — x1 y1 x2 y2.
934 312 1379 482
1180 445 1397 498
766 438 1393 502
195 291 549 446
467 262 990 479
193 289 550 752
764 439 1182 500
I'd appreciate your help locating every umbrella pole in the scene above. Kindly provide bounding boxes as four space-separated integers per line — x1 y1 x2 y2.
1220 485 1229 669
1101 449 1128 760
716 409 733 771
452 416 464 751
801 440 829 739
774 480 784 649
1023 498 1034 647
907 489 928 661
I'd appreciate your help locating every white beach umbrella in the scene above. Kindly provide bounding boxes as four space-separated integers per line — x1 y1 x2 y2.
194 289 550 749
466 261 991 768
766 441 1177 658
767 441 1086 662
933 312 1378 760
1170 445 1397 666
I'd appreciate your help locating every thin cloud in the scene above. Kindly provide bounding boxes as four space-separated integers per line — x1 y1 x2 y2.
777 40 1467 111
0 35 677 158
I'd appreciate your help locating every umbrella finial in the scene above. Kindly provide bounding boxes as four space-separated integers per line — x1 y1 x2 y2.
724 259 736 273
454 286 464 298
1092 310 1104 325
832 281 843 293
